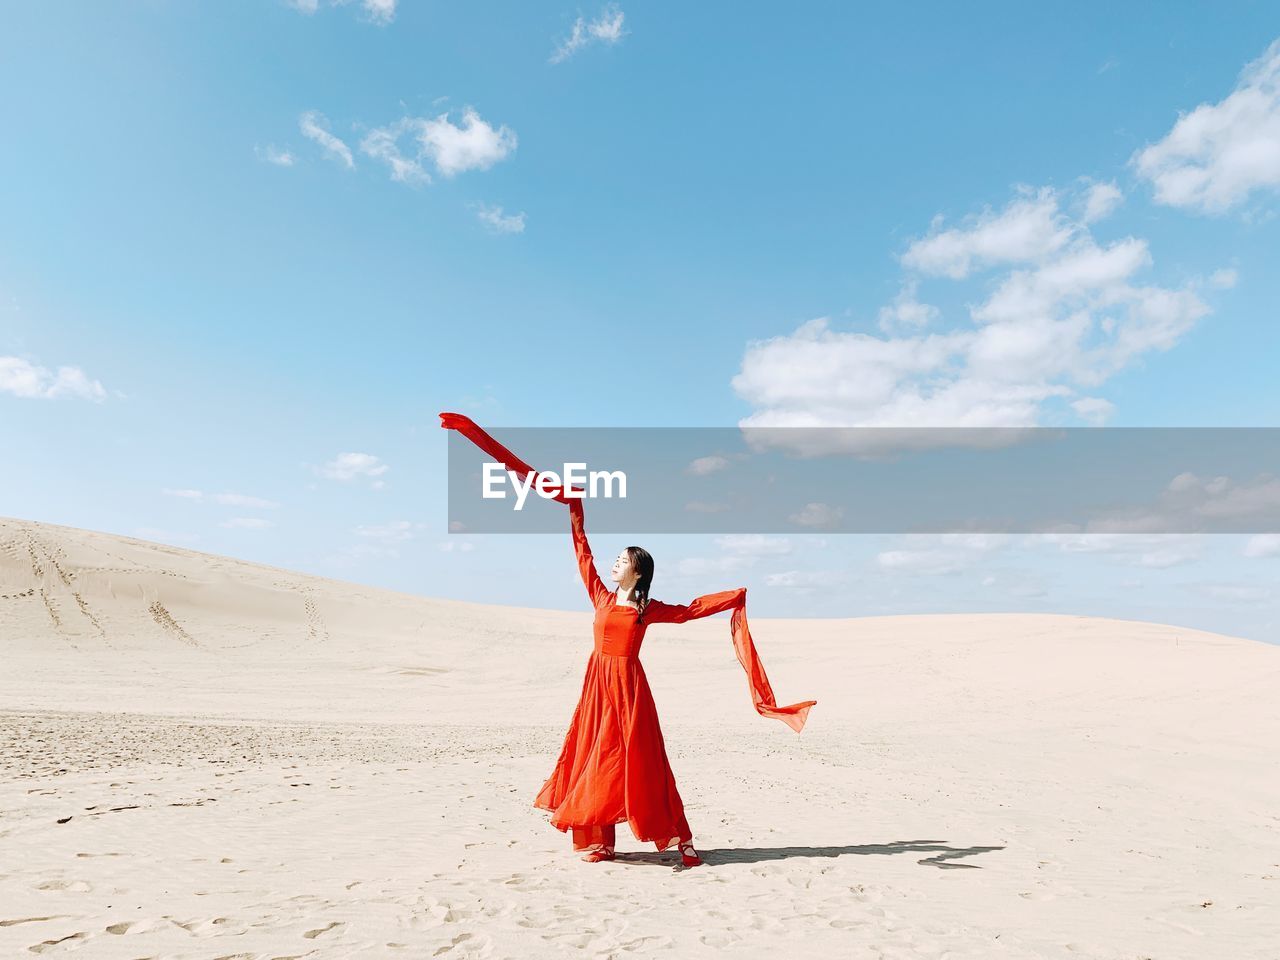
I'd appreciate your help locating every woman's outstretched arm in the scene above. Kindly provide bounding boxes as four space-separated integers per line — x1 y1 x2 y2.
568 496 612 609
644 587 746 624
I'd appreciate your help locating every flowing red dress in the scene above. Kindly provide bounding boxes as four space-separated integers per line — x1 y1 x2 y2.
436 411 817 851
532 498 746 852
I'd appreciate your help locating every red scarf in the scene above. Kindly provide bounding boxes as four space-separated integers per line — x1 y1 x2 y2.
440 412 817 733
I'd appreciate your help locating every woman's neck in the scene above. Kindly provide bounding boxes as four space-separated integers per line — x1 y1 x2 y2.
615 585 639 607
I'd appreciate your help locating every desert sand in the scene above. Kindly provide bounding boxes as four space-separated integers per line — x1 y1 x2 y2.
1 515 1278 959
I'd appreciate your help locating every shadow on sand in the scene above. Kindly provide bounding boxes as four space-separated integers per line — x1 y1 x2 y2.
613 840 1005 870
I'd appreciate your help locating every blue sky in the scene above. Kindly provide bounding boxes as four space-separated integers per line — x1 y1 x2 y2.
3 2 1279 641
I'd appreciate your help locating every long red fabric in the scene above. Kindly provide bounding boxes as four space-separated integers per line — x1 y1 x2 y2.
440 411 817 733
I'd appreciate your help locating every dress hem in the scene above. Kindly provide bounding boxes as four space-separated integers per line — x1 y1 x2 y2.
531 799 690 852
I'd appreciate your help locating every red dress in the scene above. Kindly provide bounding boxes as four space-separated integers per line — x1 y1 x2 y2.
437 411 817 849
532 498 744 851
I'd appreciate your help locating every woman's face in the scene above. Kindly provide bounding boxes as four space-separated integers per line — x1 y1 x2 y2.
610 550 636 585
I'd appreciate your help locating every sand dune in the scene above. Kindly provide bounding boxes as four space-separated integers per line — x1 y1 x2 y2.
2 515 1278 958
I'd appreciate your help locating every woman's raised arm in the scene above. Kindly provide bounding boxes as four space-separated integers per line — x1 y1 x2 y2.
644 587 746 624
568 496 611 609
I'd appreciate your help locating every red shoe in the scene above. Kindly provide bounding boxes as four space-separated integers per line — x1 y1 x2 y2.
678 841 702 867
581 845 615 863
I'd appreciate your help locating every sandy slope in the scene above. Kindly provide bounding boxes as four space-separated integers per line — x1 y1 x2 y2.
1 515 1278 959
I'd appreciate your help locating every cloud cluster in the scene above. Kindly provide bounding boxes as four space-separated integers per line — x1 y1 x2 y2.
254 144 296 167
1131 37 1280 214
732 183 1216 441
299 111 355 169
299 108 518 185
1 355 108 401
550 5 626 64
287 0 396 26
476 204 527 234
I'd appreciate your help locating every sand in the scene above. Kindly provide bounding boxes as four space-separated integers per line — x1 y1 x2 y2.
2 514 1278 959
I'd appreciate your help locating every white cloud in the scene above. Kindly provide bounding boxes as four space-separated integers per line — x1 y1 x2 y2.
874 532 1010 577
1070 396 1115 424
439 540 476 552
1029 473 1280 542
416 108 516 176
1243 533 1280 558
287 0 396 25
299 110 354 169
477 204 526 233
1131 38 1280 214
787 502 844 529
358 109 516 183
1035 532 1202 568
899 188 1075 279
316 452 390 486
764 568 856 590
255 144 296 167
360 0 396 24
663 535 794 583
1160 472 1280 523
1209 267 1239 289
1080 180 1123 223
732 184 1209 445
360 123 430 184
550 4 627 64
936 532 1012 552
876 278 939 333
687 455 730 476
0 355 108 401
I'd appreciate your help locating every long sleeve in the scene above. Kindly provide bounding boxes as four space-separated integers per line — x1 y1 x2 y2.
643 588 746 625
569 497 611 609
646 586 817 734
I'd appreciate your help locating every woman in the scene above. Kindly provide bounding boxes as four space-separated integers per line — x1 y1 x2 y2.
533 495 755 867
436 412 816 868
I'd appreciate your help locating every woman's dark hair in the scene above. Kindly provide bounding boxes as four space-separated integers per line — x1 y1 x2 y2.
625 545 655 622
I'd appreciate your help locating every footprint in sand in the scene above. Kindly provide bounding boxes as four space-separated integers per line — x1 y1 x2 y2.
148 600 198 646
433 931 493 956
302 921 345 939
619 935 674 951
103 920 168 935
699 932 743 948
27 931 87 954
174 917 230 935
